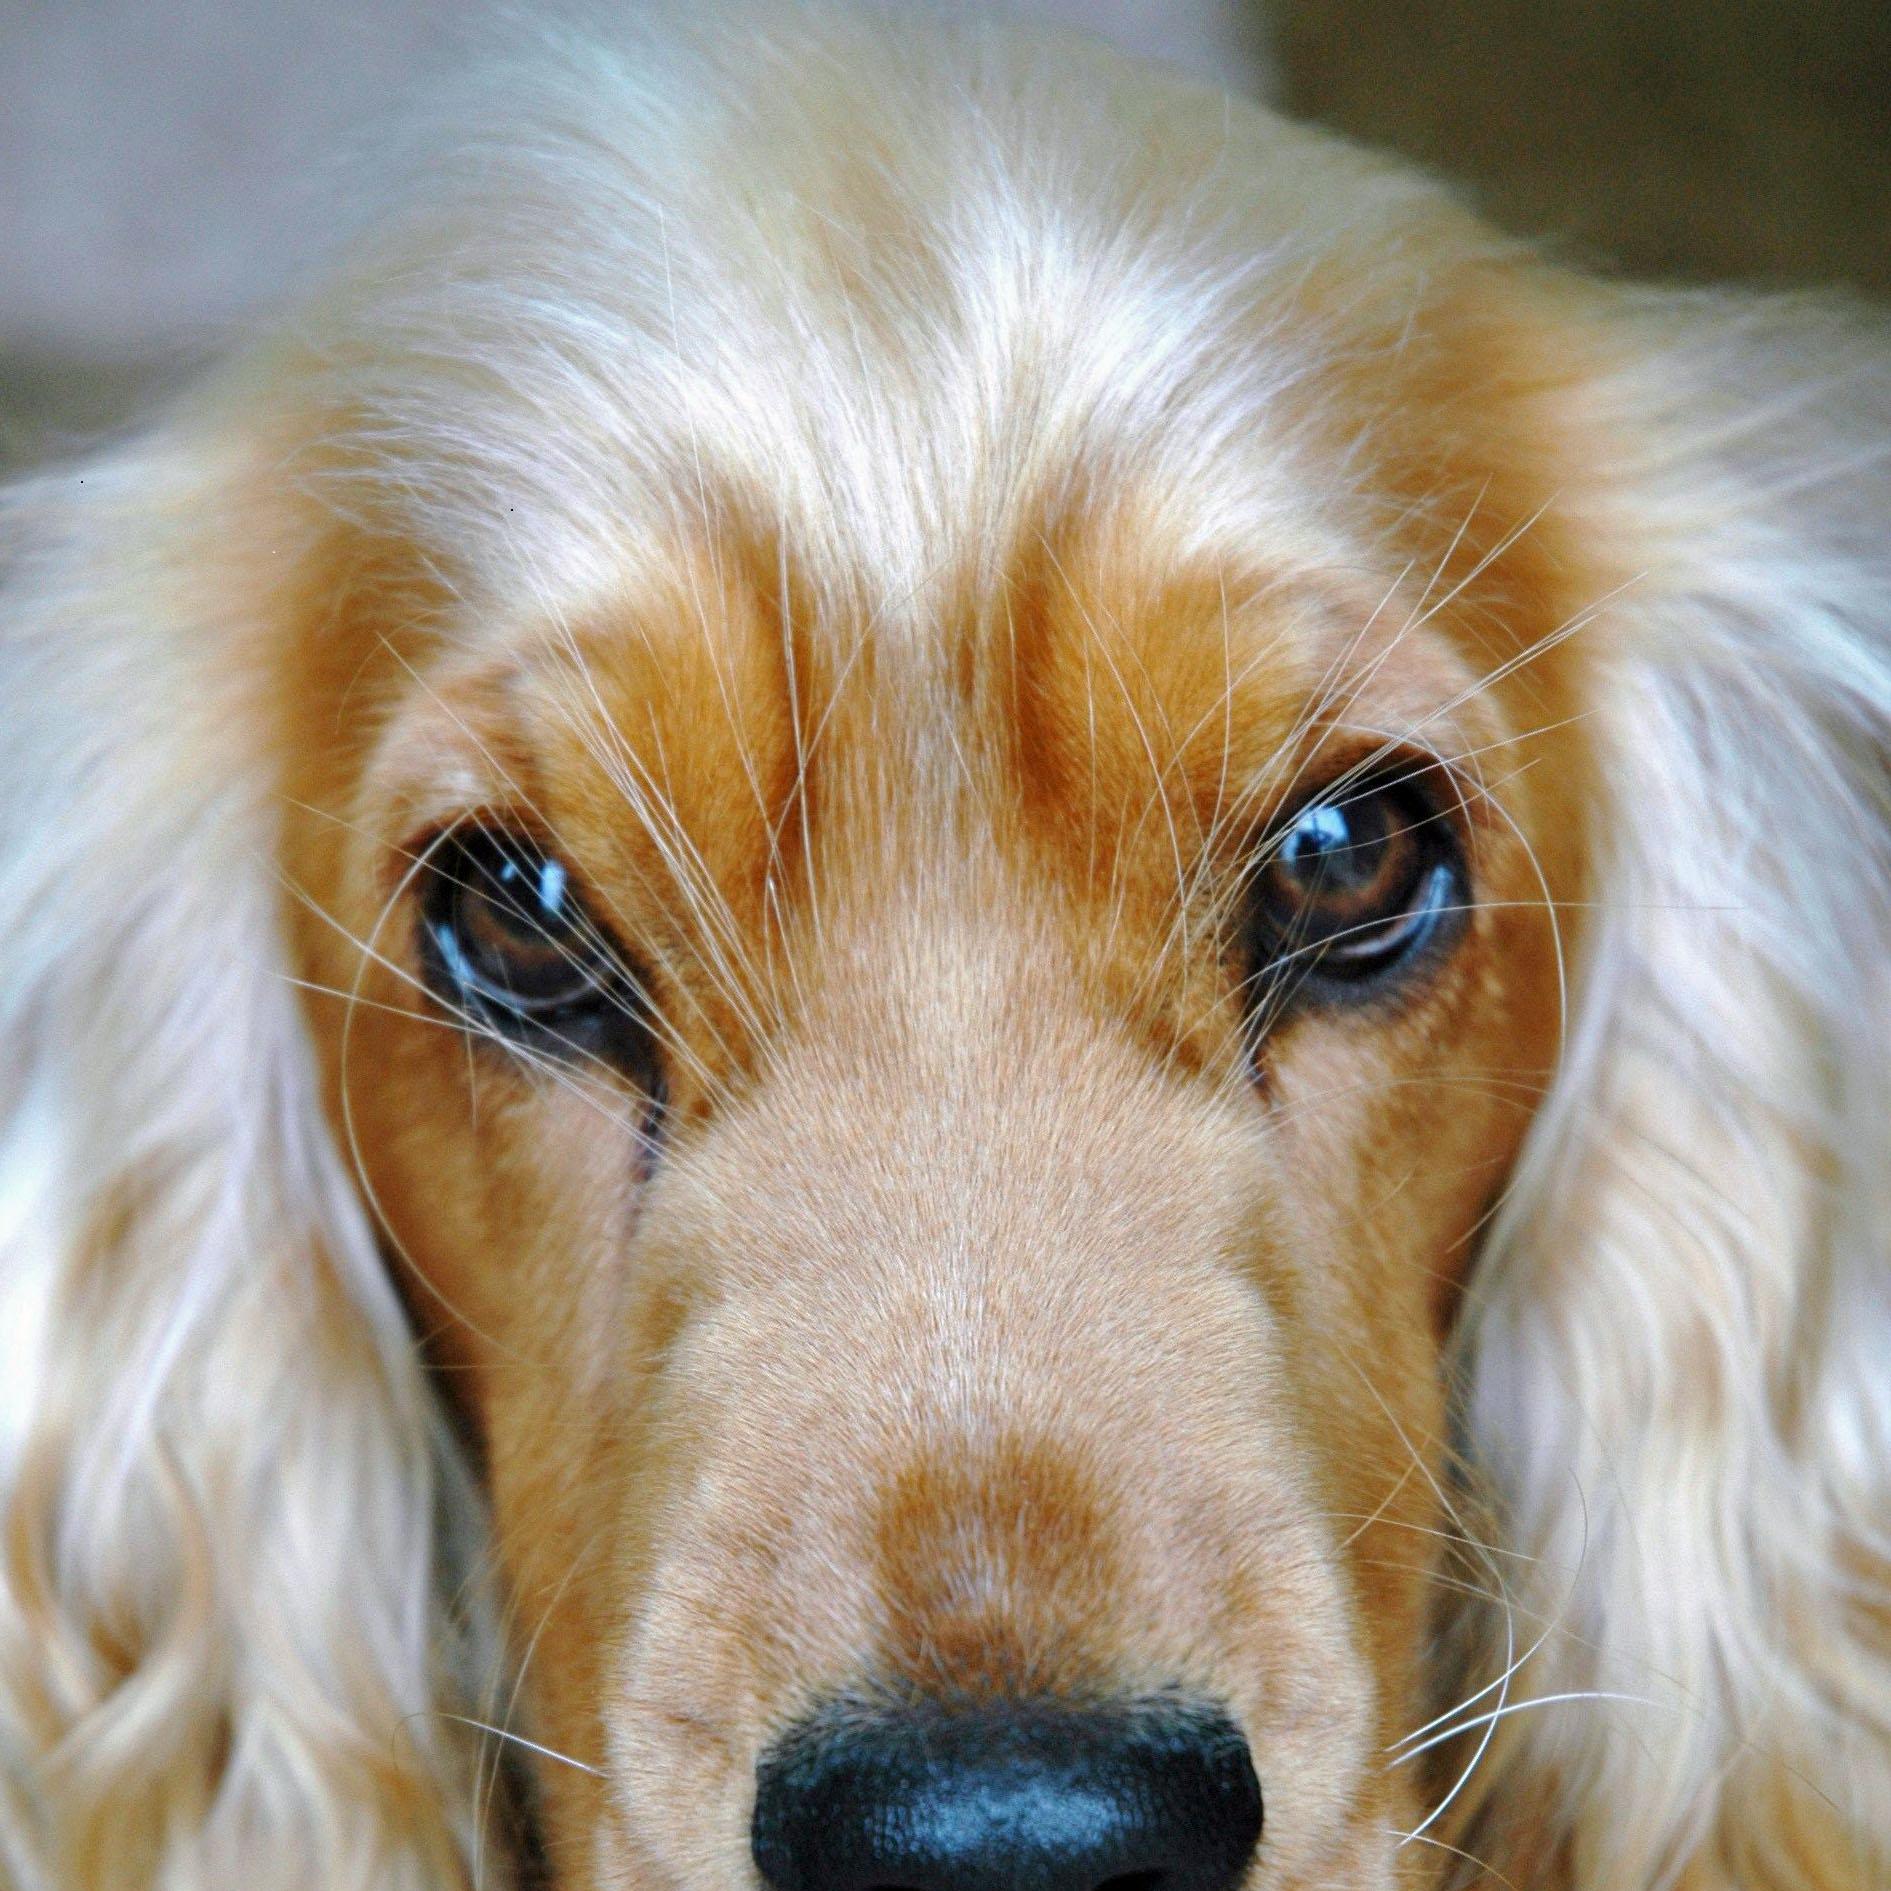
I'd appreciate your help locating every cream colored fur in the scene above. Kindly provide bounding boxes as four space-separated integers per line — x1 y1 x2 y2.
1463 295 1891 1887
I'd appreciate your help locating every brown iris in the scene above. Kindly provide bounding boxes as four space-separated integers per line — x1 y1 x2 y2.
1246 772 1466 1002
417 826 658 1078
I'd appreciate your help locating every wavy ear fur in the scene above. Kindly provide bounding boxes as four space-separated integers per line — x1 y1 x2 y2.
0 425 489 1887
1461 293 1891 1889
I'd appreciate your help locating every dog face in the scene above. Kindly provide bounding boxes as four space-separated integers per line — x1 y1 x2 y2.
5 11 1888 1891
299 413 1592 1887
273 28 1601 1881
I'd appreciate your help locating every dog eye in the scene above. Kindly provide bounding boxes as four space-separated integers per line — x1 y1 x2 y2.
1245 771 1467 1004
418 828 654 1069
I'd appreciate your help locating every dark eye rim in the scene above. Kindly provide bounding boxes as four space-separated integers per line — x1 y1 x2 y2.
413 822 661 1079
1242 760 1473 1013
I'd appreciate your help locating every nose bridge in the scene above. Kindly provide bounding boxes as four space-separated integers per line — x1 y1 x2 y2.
757 880 1279 1392
874 1420 1138 1700
771 927 1220 1421
782 882 1197 1266
699 916 1280 1697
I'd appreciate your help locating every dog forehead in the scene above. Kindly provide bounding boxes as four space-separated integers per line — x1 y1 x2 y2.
318 10 1451 617
493 511 1472 943
367 205 1332 633
338 10 1562 924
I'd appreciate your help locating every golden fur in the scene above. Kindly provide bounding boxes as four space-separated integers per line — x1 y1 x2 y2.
2 8 1888 1888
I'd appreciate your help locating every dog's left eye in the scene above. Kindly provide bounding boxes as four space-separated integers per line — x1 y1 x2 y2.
1244 770 1467 1006
418 828 650 1066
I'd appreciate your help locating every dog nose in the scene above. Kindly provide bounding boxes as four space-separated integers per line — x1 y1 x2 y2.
751 1698 1262 1891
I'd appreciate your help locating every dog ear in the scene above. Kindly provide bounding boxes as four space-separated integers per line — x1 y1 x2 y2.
0 424 487 1887
1458 292 1891 1888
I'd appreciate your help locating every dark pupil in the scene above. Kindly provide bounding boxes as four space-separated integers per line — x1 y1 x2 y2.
1275 796 1409 921
438 836 602 1011
1244 776 1451 991
418 829 664 1094
1280 802 1377 889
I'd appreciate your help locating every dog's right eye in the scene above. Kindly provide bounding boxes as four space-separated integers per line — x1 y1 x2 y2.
417 828 656 1075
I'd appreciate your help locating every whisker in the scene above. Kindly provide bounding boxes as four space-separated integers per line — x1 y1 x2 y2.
422 1714 604 1778
1380 1827 1526 1891
1390 1689 1661 1766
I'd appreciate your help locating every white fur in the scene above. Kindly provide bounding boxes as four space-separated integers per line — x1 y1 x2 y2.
0 449 488 1884
1466 295 1891 1886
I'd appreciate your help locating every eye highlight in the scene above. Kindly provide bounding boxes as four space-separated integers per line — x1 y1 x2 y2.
1244 768 1468 1010
417 826 658 1078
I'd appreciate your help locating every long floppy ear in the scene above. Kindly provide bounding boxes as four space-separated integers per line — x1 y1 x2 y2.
1459 293 1891 1888
0 422 488 1886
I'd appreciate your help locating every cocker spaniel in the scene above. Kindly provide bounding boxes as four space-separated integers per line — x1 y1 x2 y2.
2 7 1887 1889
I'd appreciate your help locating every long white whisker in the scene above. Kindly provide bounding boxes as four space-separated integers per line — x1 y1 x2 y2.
1390 1690 1660 1765
427 1713 605 1778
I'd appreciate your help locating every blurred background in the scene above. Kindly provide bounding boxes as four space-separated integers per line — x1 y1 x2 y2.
1 0 1887 473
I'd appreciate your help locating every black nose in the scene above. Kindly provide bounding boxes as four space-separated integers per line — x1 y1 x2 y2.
751 1698 1262 1891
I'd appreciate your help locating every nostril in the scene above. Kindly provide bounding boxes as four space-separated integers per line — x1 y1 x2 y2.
751 1697 1262 1891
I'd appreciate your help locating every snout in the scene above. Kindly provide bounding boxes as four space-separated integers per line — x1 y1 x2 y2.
595 974 1424 1887
751 1697 1263 1891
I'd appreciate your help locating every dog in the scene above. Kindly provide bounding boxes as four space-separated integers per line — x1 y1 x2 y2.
1 6 1887 1888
